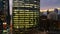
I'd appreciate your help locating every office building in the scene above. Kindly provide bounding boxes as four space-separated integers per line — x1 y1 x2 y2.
12 0 40 34
0 0 10 34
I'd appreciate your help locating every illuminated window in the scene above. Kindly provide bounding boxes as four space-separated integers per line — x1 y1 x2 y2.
13 0 40 33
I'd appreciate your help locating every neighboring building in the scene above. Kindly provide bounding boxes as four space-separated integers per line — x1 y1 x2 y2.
47 8 58 31
12 0 40 34
47 9 58 20
0 0 10 25
3 0 10 27
0 0 10 34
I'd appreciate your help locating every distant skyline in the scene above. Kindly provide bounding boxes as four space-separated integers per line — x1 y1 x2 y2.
40 0 60 10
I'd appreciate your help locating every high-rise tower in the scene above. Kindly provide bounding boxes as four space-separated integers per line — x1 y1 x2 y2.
0 0 10 33
12 0 40 34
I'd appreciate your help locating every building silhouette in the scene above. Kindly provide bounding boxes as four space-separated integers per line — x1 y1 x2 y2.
54 8 58 13
47 9 50 14
12 0 40 34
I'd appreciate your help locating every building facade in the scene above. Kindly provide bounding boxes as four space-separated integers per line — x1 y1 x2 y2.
12 0 40 34
0 0 10 33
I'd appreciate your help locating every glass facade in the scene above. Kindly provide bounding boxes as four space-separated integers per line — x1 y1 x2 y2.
0 0 10 24
3 0 10 27
0 0 10 34
12 0 40 34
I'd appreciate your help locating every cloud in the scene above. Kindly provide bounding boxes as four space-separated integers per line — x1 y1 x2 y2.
40 0 60 9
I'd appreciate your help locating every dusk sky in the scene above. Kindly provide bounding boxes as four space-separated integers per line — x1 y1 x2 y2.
40 0 60 10
9 0 60 15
